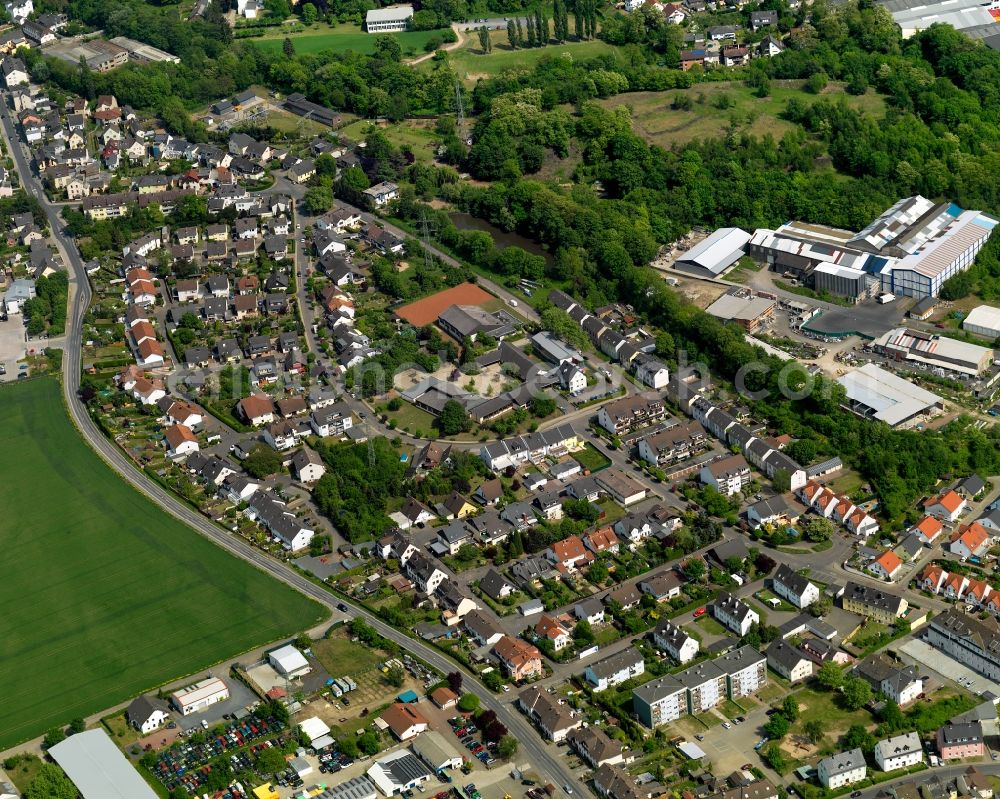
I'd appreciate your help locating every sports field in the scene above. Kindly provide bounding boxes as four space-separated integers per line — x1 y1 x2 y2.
0 378 324 749
394 281 494 326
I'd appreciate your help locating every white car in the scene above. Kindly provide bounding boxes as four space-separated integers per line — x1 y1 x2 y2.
502 684 510 693
722 722 732 730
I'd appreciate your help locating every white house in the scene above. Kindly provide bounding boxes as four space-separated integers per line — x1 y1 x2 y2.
711 592 759 636
126 696 170 735
652 620 699 664
924 490 968 522
772 564 819 609
164 424 199 458
766 640 812 684
559 362 587 395
874 732 923 772
292 447 326 483
584 647 645 692
818 749 867 789
700 454 751 497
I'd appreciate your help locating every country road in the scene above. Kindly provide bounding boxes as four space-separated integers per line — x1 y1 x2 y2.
0 97 584 790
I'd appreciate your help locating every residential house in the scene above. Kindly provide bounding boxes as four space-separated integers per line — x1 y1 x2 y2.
817 749 867 789
534 614 571 651
568 727 631 769
493 635 543 681
913 515 944 545
700 454 751 496
584 647 645 692
638 570 684 603
925 490 967 522
518 686 582 742
841 581 908 622
479 569 515 603
869 550 903 581
574 597 605 626
772 563 819 608
766 640 812 683
379 703 429 742
711 592 759 636
291 447 326 483
547 535 594 573
597 394 666 435
652 619 699 664
853 653 923 706
937 723 985 760
950 522 991 560
874 732 923 771
126 696 170 735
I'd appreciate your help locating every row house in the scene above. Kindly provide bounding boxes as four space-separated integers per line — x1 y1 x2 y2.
596 394 666 435
637 420 708 465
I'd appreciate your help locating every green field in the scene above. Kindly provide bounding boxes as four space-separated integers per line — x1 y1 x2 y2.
0 378 324 748
254 27 442 56
600 80 887 149
436 35 618 84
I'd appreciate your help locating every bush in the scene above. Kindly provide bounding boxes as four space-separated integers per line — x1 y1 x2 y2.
457 693 480 712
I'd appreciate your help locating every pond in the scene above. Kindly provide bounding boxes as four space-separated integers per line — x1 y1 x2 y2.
449 212 552 264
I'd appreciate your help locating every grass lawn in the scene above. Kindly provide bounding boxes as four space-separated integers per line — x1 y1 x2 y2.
432 34 617 84
385 400 437 436
694 614 727 636
0 378 324 749
572 442 611 472
828 470 865 497
599 81 886 149
789 686 873 739
254 23 442 57
339 119 441 162
312 630 384 677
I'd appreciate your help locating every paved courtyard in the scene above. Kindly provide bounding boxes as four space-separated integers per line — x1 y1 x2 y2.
899 638 1000 697
0 315 25 380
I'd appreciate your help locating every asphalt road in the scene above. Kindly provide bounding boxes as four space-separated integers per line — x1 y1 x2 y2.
0 98 583 791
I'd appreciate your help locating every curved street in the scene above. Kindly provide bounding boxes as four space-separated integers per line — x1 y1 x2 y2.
0 99 584 790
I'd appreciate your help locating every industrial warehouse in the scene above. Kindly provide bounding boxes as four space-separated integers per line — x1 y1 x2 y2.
871 327 995 377
745 196 998 301
836 363 945 427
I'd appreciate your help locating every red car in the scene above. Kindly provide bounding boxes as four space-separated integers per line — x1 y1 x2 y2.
693 607 706 618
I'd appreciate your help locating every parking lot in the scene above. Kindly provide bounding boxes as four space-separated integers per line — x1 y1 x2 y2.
899 638 1000 697
0 314 25 380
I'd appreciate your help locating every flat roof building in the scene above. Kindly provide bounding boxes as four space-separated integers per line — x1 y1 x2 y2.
872 327 993 377
170 676 229 715
269 644 312 678
674 227 752 277
749 196 998 299
964 305 1000 342
50 729 159 799
837 362 944 427
705 291 776 333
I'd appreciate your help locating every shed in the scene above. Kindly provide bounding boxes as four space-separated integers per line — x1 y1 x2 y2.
678 741 707 760
397 689 419 703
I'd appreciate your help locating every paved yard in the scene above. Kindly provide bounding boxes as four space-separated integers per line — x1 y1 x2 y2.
899 638 999 697
0 315 25 379
175 676 259 732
